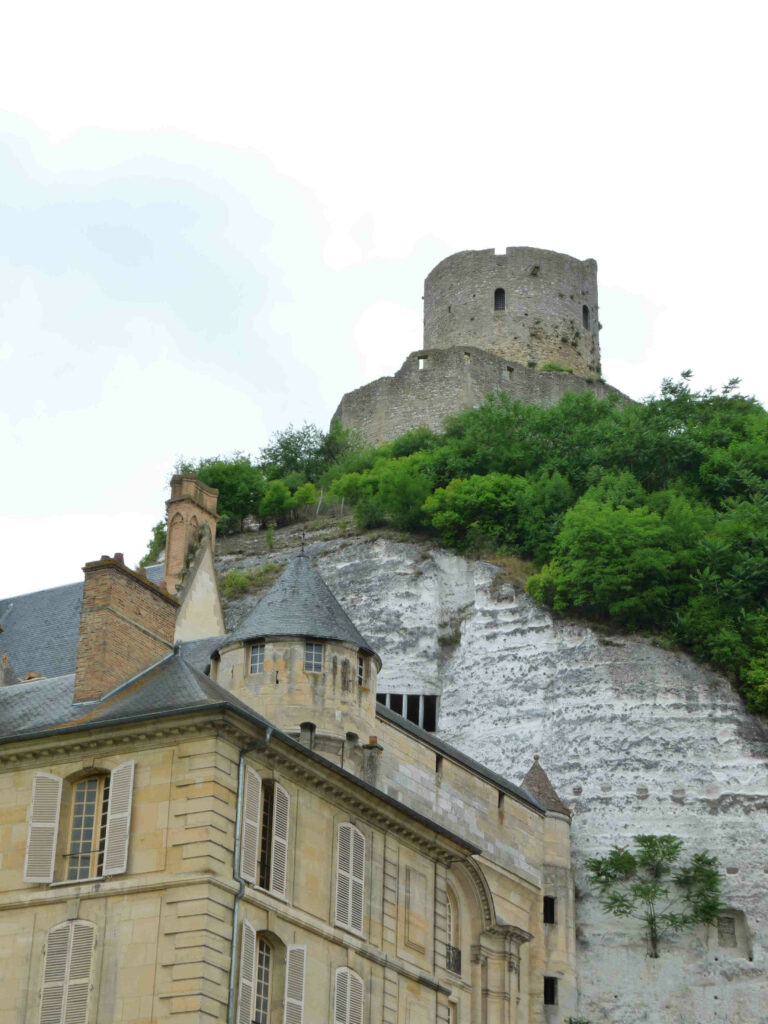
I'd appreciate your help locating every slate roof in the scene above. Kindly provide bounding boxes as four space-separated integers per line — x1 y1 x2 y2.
0 650 261 743
520 755 571 817
227 553 379 661
375 703 544 813
0 565 164 682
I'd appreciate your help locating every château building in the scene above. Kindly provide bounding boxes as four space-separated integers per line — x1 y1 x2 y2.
0 475 575 1024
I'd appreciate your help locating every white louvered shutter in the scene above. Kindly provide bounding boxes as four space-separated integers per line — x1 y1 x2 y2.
348 970 364 1024
284 945 306 1024
24 772 62 883
270 783 290 897
40 924 69 1024
335 825 352 927
103 761 134 876
333 967 348 1024
64 922 95 1024
240 766 261 884
350 828 365 933
236 921 256 1024
40 921 95 1024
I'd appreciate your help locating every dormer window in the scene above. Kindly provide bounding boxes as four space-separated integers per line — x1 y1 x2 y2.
249 643 265 674
304 642 323 673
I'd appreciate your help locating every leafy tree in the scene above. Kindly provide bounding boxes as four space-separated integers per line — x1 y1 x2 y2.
260 479 292 522
139 521 167 567
176 454 266 531
585 834 723 958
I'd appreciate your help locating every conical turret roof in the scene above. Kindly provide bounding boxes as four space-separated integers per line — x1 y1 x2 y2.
521 755 571 818
228 553 379 662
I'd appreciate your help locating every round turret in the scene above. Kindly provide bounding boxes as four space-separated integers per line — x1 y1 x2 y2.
211 554 381 750
423 247 600 376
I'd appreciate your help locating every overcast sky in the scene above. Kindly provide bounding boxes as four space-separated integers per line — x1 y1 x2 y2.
1 0 766 597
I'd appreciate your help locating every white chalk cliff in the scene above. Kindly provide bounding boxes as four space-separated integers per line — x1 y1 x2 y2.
218 529 768 1023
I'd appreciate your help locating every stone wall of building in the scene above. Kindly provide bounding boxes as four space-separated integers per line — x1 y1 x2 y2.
333 347 624 446
425 247 600 377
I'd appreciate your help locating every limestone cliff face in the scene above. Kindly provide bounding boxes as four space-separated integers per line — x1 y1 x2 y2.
217 528 768 1023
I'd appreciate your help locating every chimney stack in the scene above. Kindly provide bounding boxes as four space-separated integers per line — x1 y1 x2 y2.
164 475 219 594
73 554 178 703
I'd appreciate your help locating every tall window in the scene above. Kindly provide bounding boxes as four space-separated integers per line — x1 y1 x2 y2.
334 967 364 1024
24 764 134 884
40 920 95 1024
67 776 110 880
582 304 590 329
357 655 365 685
543 895 556 924
250 643 265 673
304 642 323 672
446 888 461 975
544 976 558 1005
240 768 290 898
336 823 365 933
494 287 506 311
254 937 272 1024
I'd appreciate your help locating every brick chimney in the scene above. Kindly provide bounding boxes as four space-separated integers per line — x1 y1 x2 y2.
73 553 178 703
164 474 219 594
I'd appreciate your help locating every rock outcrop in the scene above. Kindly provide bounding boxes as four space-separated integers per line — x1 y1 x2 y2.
216 525 768 1023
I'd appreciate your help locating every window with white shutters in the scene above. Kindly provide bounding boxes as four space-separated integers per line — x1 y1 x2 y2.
270 783 290 898
335 824 365 933
284 945 306 1024
240 767 262 884
102 761 134 876
40 920 95 1024
24 773 62 883
333 967 364 1024
237 921 256 1024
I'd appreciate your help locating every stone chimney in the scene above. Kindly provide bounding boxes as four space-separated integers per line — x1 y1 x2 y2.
164 474 219 594
73 553 178 703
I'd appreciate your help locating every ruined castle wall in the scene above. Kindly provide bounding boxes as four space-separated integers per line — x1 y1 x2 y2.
333 347 624 446
424 247 601 377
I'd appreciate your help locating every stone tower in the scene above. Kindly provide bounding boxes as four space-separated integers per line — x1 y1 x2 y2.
424 247 600 376
333 246 622 445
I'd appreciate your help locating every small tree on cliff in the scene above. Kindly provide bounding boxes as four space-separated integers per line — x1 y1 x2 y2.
585 834 723 958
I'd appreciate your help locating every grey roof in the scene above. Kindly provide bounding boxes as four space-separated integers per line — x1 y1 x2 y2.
376 703 544 813
0 582 83 681
227 553 379 660
0 650 259 742
0 564 165 683
521 756 571 817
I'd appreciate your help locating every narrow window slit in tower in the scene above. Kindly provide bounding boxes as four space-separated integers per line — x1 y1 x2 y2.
583 305 590 329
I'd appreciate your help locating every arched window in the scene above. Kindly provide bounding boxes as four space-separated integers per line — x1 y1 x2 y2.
446 887 461 975
40 920 95 1024
494 288 506 311
334 967 364 1024
335 823 366 933
24 763 134 884
238 924 305 1024
582 304 590 329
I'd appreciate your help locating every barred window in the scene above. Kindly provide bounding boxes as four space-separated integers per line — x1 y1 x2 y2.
250 643 265 673
305 642 323 672
494 287 506 311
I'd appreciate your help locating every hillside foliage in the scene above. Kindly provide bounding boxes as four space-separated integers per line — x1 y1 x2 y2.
145 374 768 711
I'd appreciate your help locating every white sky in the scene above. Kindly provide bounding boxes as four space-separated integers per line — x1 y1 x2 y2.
1 0 766 597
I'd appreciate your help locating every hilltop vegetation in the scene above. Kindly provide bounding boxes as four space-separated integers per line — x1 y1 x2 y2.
144 374 768 711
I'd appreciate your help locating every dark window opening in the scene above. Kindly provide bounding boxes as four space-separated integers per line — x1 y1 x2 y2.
389 693 404 715
376 693 386 705
582 305 590 329
543 896 556 924
258 781 274 889
446 944 462 974
544 977 558 1005
378 692 438 731
494 288 506 311
498 790 504 810
435 753 443 775
422 695 437 731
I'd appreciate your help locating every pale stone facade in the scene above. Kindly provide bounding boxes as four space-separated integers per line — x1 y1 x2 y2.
0 487 574 1024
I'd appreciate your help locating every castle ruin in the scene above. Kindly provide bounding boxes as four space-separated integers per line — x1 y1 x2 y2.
334 246 626 445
